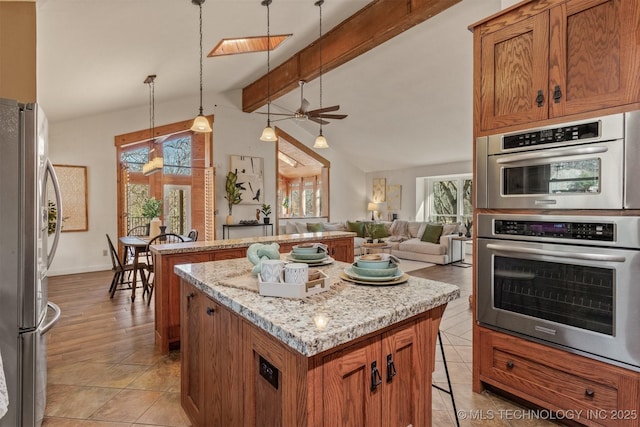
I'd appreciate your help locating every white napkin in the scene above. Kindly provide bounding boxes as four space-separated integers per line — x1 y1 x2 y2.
0 351 8 420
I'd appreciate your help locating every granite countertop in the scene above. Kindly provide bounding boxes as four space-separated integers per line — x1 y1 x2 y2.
174 258 460 357
151 231 356 255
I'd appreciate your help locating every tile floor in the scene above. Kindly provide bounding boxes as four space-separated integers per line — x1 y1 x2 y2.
43 257 564 427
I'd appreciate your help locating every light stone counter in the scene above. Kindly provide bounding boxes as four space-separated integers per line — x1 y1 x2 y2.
174 257 460 357
151 230 355 255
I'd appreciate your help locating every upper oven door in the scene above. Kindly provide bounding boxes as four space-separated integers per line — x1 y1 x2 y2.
486 138 624 209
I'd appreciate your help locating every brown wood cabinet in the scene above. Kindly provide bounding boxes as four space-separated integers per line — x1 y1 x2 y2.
322 319 431 427
154 235 354 353
473 0 640 132
180 282 243 426
180 280 444 427
478 327 640 427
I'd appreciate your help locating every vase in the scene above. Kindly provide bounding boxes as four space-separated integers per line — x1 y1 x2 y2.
226 215 233 225
149 217 161 237
263 217 270 224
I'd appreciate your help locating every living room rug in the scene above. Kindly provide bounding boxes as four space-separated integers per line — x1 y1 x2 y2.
398 259 435 273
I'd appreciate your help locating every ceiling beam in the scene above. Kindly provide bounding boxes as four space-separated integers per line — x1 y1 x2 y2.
242 0 461 113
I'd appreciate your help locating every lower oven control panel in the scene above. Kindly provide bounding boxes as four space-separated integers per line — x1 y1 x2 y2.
494 220 614 241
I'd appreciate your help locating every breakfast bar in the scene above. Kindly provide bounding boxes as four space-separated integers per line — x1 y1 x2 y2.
174 257 459 426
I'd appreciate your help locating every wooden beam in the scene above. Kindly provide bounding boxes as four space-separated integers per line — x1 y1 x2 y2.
242 0 461 112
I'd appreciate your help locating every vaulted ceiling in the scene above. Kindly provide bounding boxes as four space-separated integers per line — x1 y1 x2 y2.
36 0 502 172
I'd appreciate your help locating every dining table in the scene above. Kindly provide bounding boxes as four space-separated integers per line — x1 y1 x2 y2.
119 235 191 302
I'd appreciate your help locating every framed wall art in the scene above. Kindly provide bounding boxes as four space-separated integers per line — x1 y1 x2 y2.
372 178 386 203
386 184 402 211
51 164 88 232
230 155 264 204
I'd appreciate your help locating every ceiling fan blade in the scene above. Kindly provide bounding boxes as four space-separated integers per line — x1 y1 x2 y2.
270 116 296 123
314 114 348 119
254 112 296 116
308 117 330 125
299 98 310 113
306 105 340 115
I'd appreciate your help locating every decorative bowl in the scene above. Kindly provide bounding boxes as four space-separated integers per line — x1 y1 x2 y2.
350 263 398 277
289 251 327 261
292 244 323 255
355 255 391 269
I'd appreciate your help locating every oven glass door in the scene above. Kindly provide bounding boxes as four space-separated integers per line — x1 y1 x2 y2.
477 238 640 370
486 138 624 209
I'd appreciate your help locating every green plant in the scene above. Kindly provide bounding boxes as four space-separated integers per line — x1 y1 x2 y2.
141 197 162 219
282 196 289 210
260 203 271 217
224 171 242 215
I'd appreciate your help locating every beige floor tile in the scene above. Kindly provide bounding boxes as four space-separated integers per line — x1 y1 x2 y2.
81 363 147 388
89 389 163 423
135 392 191 426
43 418 131 426
126 357 181 391
45 384 120 419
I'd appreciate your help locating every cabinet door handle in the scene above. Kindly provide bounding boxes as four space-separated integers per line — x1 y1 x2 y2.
206 306 215 316
386 354 397 382
536 90 545 107
553 85 562 103
370 361 382 391
506 361 514 369
585 389 595 398
186 292 195 308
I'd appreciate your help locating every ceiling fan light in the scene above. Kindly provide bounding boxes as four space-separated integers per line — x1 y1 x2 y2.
191 114 212 133
260 125 277 141
314 133 328 149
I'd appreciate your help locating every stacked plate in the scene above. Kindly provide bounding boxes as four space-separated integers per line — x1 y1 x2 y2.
341 254 408 285
286 243 334 266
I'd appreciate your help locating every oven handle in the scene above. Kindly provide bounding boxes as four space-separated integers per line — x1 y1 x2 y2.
486 243 626 262
496 146 608 164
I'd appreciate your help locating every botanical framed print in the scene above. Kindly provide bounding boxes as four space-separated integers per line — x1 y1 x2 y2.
51 164 88 232
386 184 401 211
230 155 264 204
372 178 386 203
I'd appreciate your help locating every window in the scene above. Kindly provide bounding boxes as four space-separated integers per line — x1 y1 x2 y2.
425 174 472 225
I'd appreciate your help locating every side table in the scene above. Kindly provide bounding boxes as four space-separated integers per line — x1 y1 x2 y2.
451 236 472 268
361 242 392 255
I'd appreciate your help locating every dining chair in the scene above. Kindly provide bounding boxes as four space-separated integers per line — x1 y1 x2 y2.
144 233 185 305
106 234 148 301
187 229 198 241
124 225 149 264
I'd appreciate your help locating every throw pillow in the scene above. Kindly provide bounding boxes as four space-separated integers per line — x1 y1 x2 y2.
324 222 347 231
307 223 324 232
442 223 459 236
346 221 366 238
369 223 390 239
285 222 298 234
420 223 443 244
295 222 308 233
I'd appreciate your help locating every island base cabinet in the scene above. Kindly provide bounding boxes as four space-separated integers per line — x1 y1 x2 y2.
180 282 243 426
478 327 640 427
180 279 444 427
322 319 431 427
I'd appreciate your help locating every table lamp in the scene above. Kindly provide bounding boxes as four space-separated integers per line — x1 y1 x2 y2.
367 202 377 220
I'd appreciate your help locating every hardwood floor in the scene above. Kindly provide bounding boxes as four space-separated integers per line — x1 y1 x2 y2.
44 258 560 427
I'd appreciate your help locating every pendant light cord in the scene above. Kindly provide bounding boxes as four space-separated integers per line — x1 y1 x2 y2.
317 0 323 136
198 3 204 116
265 0 272 126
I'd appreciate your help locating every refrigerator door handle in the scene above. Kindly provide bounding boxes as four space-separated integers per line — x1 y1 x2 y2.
40 301 61 335
46 159 62 268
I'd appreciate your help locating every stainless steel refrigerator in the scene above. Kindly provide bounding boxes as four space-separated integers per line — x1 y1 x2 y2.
0 98 62 427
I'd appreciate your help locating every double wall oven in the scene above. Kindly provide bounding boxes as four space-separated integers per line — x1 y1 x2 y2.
475 111 640 372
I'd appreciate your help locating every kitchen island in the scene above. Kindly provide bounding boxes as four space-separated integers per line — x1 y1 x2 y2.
150 231 355 353
174 257 459 427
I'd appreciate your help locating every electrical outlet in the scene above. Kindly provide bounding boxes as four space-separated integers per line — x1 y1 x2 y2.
103 249 108 256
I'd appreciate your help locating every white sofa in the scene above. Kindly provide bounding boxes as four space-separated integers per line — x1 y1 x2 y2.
286 220 464 264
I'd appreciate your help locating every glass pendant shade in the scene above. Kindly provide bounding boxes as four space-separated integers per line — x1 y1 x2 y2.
260 125 276 141
191 114 212 133
313 133 328 148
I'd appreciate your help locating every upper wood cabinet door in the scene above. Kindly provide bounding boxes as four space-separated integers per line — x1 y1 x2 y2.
548 0 640 117
480 12 550 131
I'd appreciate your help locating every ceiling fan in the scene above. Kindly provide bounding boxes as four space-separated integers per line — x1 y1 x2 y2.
261 80 348 125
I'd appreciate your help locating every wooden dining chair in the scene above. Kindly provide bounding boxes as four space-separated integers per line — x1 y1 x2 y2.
187 229 198 241
144 233 185 305
124 225 149 264
106 234 148 301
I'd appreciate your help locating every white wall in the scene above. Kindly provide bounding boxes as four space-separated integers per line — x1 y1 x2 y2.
365 160 472 222
47 89 366 275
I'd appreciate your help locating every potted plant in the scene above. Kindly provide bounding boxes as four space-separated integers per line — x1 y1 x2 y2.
281 196 290 216
224 171 242 224
260 203 272 224
141 196 162 236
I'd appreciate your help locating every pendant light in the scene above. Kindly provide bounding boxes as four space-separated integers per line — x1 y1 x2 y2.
260 0 277 142
190 0 212 133
142 74 164 176
313 0 328 149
